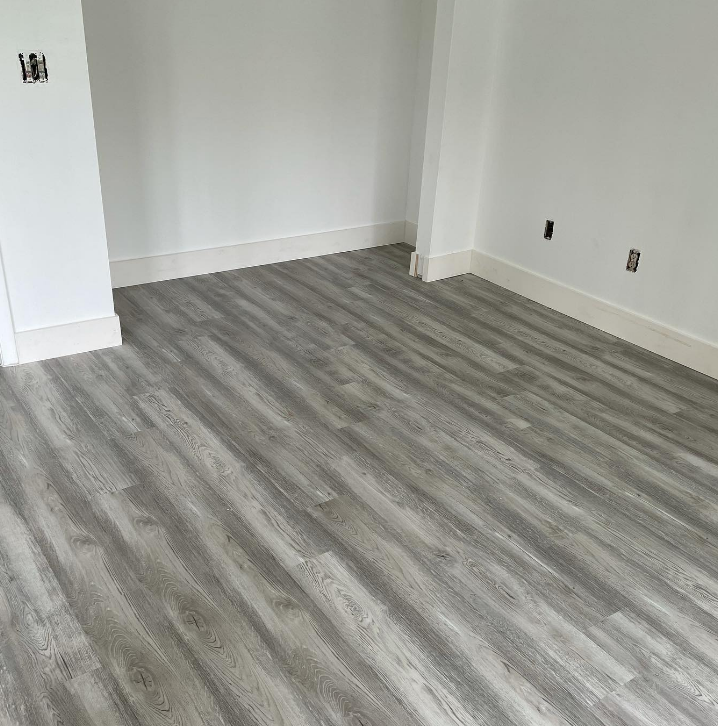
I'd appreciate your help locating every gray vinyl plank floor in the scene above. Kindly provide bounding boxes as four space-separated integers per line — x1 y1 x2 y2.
2 243 718 725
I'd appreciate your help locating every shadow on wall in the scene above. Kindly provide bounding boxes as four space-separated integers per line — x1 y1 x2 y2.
83 0 184 263
82 0 421 265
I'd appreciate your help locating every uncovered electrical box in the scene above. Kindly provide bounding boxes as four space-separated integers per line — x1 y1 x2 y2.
19 52 48 83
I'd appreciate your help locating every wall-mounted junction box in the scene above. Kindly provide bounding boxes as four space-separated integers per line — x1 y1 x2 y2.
19 52 48 83
626 248 641 273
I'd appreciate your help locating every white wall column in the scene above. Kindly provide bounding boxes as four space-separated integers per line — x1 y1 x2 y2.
413 0 503 282
0 247 18 367
0 0 120 365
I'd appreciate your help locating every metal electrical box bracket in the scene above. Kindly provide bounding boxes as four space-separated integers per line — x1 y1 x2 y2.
19 52 48 83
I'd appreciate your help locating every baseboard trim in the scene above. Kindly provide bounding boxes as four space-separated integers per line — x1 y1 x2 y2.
15 314 122 365
423 249 473 283
471 250 718 381
111 222 406 288
404 221 418 248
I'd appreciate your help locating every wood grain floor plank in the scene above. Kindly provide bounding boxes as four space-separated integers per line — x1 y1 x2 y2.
95 485 318 726
115 430 420 726
309 494 595 726
0 410 230 725
2 243 718 725
294 551 486 726
64 667 144 726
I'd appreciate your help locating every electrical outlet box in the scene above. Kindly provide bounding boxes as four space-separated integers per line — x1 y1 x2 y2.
19 52 48 83
626 249 641 273
544 220 554 240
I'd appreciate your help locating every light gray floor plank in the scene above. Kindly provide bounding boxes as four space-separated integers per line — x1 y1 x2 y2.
2 243 718 725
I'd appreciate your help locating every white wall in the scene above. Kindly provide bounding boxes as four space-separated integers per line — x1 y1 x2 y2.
82 0 422 263
475 0 718 345
428 0 502 258
0 0 116 335
415 0 503 263
405 0 437 226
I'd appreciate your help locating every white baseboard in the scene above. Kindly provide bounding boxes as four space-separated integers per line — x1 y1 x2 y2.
471 250 718 381
422 249 473 283
14 314 122 365
111 222 406 288
404 221 418 247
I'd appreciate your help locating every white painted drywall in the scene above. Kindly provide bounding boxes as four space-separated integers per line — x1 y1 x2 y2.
429 0 502 258
415 0 503 261
405 0 437 226
0 249 18 366
475 0 718 345
82 0 422 263
415 0 456 261
0 0 116 334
